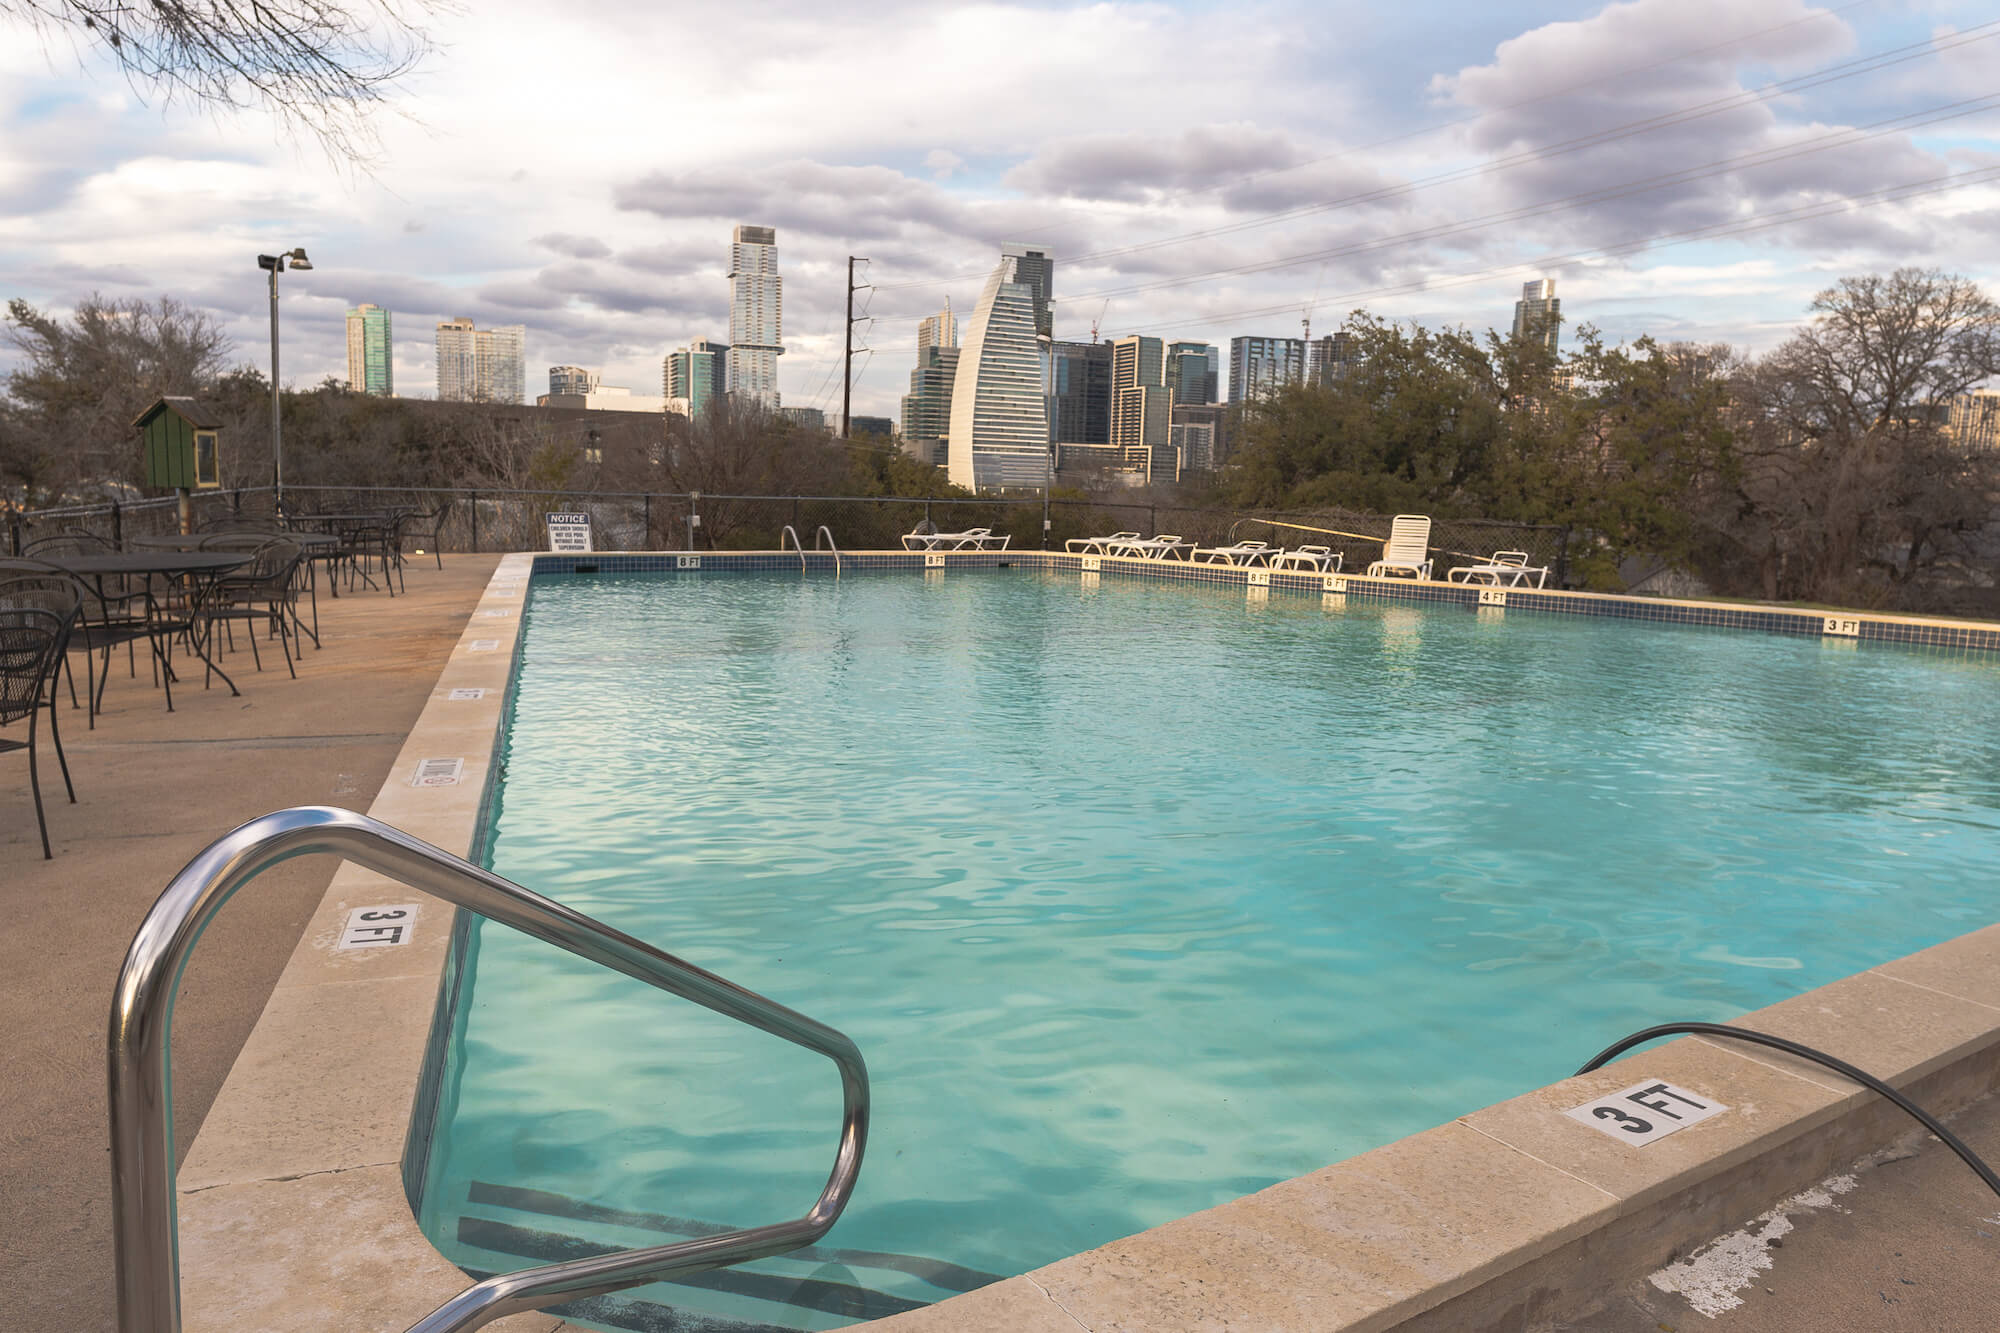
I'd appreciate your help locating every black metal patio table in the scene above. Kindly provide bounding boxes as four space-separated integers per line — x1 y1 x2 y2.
27 551 251 710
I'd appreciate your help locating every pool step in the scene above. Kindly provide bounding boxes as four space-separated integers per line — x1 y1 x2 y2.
449 1180 1001 1331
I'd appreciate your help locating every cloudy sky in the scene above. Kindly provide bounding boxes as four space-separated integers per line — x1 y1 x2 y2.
2 0 1996 419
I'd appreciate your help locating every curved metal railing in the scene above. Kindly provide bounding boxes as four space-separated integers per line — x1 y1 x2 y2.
108 805 869 1333
778 524 806 572
814 526 842 581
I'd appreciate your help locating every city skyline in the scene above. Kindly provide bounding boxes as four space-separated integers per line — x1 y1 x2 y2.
2 1 1995 422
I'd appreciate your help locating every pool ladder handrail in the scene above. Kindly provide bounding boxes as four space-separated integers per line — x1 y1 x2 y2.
107 805 869 1333
814 525 842 580
779 523 806 572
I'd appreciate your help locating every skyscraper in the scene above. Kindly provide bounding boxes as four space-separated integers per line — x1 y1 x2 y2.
345 305 393 397
549 365 599 397
727 224 783 409
918 300 958 358
900 344 961 462
1309 332 1361 385
479 325 525 404
1513 278 1561 354
1111 335 1171 452
665 338 730 419
948 244 1054 491
1049 340 1111 444
1228 336 1307 403
435 318 524 403
1166 340 1217 405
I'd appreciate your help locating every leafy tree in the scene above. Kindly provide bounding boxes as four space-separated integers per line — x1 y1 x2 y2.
2 293 230 503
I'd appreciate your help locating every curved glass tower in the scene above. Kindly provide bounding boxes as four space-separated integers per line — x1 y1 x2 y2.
947 243 1052 491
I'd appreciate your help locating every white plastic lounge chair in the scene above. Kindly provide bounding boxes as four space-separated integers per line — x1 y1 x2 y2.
1066 532 1140 555
1364 515 1433 580
902 526 1011 551
1271 545 1342 572
1448 550 1549 588
1192 540 1274 567
1122 534 1194 560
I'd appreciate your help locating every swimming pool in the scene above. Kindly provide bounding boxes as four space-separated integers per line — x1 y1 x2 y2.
417 570 2000 1331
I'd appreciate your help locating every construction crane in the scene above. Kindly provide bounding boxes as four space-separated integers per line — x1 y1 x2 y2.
1090 299 1109 343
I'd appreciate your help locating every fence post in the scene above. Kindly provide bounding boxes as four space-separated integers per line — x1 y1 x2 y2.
643 493 652 548
470 491 479 553
7 510 20 556
1149 505 1158 535
1555 526 1570 588
110 502 123 548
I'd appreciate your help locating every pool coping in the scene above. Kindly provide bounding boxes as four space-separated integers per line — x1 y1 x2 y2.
170 551 2000 1333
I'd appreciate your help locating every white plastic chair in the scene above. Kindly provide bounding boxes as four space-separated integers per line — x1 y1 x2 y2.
1364 516 1433 580
1271 545 1342 572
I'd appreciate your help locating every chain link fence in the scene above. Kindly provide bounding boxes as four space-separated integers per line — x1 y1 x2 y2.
6 486 1571 585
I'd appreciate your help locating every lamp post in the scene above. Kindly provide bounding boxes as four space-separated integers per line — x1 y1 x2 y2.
256 247 313 513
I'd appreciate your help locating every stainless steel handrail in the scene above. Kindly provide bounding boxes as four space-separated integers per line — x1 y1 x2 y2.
108 805 869 1333
778 523 806 572
814 526 842 581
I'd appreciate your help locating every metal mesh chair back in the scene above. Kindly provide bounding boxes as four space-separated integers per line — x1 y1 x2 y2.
0 607 65 727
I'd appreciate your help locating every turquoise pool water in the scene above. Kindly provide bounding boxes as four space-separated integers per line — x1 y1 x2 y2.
420 571 2000 1331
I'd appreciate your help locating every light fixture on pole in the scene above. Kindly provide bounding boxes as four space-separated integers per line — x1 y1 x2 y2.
257 247 312 513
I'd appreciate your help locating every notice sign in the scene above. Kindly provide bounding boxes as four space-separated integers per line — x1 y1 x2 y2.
338 904 419 950
1566 1080 1727 1146
546 512 593 552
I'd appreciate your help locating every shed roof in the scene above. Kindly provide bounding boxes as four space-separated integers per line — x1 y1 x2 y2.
132 396 221 430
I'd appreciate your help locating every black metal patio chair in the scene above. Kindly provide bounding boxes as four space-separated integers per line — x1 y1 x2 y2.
200 537 304 679
1 602 79 858
400 501 451 569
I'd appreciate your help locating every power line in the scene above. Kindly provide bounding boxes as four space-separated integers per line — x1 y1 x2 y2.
872 16 1991 295
1048 90 2000 307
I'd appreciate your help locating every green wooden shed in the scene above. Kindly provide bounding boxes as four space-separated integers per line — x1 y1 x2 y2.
134 396 222 491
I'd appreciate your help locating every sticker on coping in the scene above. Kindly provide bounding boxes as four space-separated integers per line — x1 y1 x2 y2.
1566 1080 1727 1145
1479 588 1508 607
677 555 702 570
412 757 464 787
1247 570 1271 588
924 554 945 569
1081 556 1102 573
1324 575 1348 593
447 688 486 701
1823 616 1860 638
481 608 512 617
338 904 418 950
468 639 500 652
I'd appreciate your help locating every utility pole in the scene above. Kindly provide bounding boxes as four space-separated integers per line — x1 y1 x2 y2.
842 256 869 439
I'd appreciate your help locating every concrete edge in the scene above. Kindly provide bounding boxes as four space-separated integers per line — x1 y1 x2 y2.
171 551 2000 1333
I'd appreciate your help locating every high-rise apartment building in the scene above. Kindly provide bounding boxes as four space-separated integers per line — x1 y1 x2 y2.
918 300 958 358
1228 336 1307 403
435 318 523 403
665 338 730 420
1166 340 1217 405
727 224 784 409
435 318 476 402
1945 389 2000 452
549 365 599 398
1172 403 1229 473
1111 335 1172 452
948 244 1054 491
1310 332 1361 385
1513 279 1561 354
1049 340 1112 444
345 305 393 397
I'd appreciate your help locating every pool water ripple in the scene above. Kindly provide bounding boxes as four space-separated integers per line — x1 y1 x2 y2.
421 572 2000 1330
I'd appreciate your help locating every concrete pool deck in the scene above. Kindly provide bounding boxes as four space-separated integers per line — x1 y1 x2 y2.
16 550 2000 1331
0 553 501 1330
